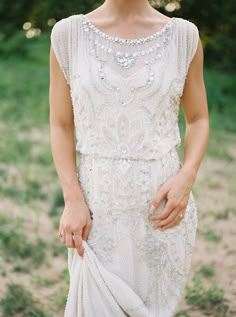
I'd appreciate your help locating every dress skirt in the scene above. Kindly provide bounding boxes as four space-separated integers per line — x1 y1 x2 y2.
64 147 198 317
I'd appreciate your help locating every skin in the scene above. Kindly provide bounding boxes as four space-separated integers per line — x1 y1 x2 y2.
49 0 209 256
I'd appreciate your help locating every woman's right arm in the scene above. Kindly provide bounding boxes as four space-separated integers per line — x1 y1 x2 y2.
49 45 92 257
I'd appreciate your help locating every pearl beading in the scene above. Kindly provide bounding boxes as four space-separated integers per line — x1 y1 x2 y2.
81 14 174 69
92 37 171 69
81 14 175 46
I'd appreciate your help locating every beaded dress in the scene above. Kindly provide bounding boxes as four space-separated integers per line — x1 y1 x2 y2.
50 13 199 317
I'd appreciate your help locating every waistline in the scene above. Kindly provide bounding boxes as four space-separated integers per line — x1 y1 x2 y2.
78 148 180 163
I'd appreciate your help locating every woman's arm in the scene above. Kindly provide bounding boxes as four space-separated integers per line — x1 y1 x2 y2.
148 39 209 230
180 39 209 181
49 46 92 256
49 47 81 203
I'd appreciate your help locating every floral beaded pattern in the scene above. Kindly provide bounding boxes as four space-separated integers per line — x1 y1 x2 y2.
81 14 176 70
51 14 200 317
68 14 199 162
76 148 198 312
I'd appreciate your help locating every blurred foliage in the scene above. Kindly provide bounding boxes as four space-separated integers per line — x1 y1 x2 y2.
0 0 100 38
170 1 236 72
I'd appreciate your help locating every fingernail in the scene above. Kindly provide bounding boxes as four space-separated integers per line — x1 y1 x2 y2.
149 205 156 212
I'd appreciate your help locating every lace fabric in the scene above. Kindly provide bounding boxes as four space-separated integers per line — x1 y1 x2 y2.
50 14 199 317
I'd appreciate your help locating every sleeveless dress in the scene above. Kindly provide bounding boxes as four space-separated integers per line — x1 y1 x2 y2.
50 13 199 317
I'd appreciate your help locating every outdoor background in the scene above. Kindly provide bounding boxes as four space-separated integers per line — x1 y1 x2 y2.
0 0 235 316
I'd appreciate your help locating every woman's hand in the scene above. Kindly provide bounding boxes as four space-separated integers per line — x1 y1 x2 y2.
58 197 92 257
147 38 208 232
148 168 196 231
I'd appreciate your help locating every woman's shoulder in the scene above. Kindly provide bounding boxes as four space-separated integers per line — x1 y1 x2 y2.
172 17 200 72
51 14 80 35
173 17 199 36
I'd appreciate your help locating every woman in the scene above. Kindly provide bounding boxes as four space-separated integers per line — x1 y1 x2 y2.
49 0 209 316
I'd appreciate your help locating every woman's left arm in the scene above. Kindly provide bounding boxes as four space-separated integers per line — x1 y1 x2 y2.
148 39 209 231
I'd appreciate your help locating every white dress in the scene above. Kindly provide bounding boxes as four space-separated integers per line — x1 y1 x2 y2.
50 13 199 317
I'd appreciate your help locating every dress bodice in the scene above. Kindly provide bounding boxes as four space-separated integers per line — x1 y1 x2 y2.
50 13 199 161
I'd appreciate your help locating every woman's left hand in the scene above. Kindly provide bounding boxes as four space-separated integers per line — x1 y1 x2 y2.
148 168 196 231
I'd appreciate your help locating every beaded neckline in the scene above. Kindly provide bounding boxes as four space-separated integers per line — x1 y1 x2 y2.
80 13 175 46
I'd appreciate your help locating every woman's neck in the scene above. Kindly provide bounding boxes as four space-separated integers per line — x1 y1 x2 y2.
101 0 154 19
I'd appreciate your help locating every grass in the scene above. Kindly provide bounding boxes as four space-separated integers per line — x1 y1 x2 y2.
175 312 189 317
0 282 48 317
48 286 69 312
185 271 229 316
47 268 70 312
0 266 7 277
0 214 46 266
32 275 58 287
49 187 65 218
0 33 50 126
203 68 236 134
1 180 47 204
200 226 222 242
12 264 31 273
50 240 68 258
214 208 231 220
198 264 215 278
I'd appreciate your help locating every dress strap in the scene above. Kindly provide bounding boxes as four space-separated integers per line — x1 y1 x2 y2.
174 18 200 80
50 14 82 86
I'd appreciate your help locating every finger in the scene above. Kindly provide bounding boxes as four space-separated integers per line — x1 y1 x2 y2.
161 217 179 231
58 225 66 244
149 185 169 212
82 221 92 241
160 210 186 231
73 235 84 257
160 216 181 231
60 232 66 244
152 206 183 229
149 198 174 221
72 229 84 256
65 232 75 248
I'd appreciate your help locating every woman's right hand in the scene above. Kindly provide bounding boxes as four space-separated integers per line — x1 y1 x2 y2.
58 197 92 257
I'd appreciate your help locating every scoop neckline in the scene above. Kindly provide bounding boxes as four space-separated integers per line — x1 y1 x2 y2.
80 13 175 43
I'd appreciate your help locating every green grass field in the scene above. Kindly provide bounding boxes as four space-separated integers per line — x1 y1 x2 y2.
0 32 235 316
